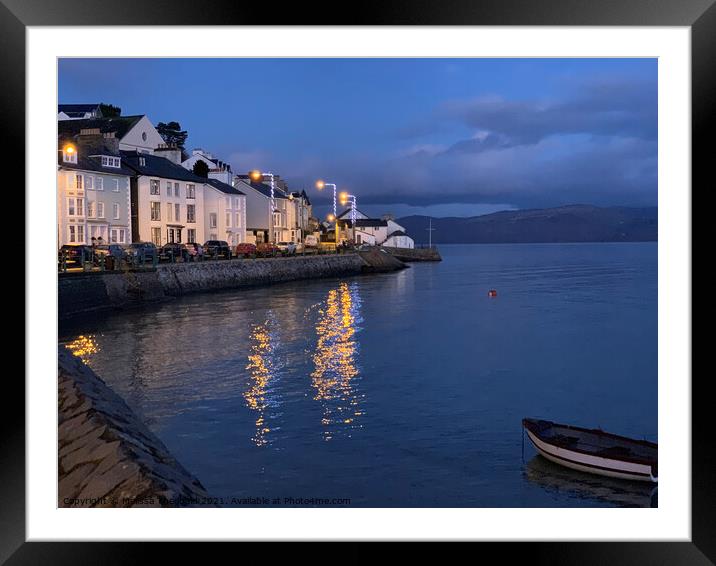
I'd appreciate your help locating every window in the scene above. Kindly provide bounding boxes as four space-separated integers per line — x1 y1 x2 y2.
139 156 146 167
234 197 240 209
96 177 104 191
209 213 217 229
151 227 161 245
113 203 120 220
174 182 180 197
167 203 173 222
101 156 120 168
68 225 76 243
110 229 118 243
86 176 94 190
226 212 231 227
150 179 160 195
97 202 104 218
119 229 126 243
166 181 172 194
68 198 75 216
226 196 231 208
142 132 148 142
151 201 161 221
87 201 95 218
186 184 195 199
235 212 241 228
63 147 77 163
175 203 180 222
112 179 119 192
76 198 84 216
187 204 195 223
76 225 85 243
75 174 83 190
187 229 196 243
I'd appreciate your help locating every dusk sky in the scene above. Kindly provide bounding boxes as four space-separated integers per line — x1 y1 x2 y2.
59 58 657 219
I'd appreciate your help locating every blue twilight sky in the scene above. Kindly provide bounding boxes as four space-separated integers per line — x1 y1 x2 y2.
59 58 657 219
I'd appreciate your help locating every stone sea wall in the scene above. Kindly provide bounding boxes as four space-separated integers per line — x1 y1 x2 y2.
58 252 399 319
58 347 215 507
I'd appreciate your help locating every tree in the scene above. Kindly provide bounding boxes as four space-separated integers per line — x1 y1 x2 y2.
156 121 188 150
99 103 121 117
192 159 209 178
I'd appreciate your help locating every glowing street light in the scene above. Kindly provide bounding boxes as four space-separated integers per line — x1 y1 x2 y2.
316 180 338 221
251 170 278 242
339 192 358 240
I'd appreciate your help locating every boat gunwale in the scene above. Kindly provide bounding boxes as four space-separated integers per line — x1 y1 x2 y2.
522 418 658 467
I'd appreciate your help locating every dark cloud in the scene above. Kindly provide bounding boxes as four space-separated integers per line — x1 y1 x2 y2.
288 76 658 213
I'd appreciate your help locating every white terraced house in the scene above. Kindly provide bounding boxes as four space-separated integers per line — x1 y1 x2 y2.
58 114 166 154
122 147 207 246
57 130 132 247
203 178 247 246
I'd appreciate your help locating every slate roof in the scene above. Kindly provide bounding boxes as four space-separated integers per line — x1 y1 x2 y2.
120 150 209 183
337 207 370 219
342 219 388 228
240 181 289 200
57 115 144 139
57 151 135 177
58 104 101 117
205 178 245 196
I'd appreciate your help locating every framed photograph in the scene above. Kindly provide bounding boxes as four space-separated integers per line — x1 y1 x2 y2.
10 0 705 559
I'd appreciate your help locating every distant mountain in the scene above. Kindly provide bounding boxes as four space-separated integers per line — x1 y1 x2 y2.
398 205 657 244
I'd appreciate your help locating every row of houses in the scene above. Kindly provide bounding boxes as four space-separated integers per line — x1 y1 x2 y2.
57 104 414 249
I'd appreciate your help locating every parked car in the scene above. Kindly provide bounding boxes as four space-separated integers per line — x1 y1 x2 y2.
159 242 190 262
126 242 158 265
184 242 204 260
234 243 257 258
256 242 280 257
276 241 297 255
304 234 319 248
58 244 94 269
203 240 231 259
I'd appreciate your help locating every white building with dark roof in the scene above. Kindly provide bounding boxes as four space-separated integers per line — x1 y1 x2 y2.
57 129 133 246
58 115 165 154
203 178 246 246
181 149 233 185
58 103 104 120
121 150 208 246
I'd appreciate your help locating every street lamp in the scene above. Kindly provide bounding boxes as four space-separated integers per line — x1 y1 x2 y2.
339 191 358 242
252 170 278 242
315 180 337 221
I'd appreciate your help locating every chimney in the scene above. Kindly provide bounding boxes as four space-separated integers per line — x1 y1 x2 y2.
154 142 182 164
76 128 120 156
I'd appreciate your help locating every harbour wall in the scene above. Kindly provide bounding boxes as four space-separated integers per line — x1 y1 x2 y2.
382 246 442 262
58 252 400 320
58 347 215 507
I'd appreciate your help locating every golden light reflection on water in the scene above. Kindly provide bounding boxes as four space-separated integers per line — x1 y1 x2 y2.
244 314 281 447
65 334 100 364
311 282 363 440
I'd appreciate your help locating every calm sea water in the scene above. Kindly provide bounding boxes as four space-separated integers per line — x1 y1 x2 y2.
59 243 658 507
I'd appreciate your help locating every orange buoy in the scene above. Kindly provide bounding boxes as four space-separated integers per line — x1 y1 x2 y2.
488 289 497 297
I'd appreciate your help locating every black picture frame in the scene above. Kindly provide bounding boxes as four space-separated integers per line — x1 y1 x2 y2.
7 0 705 560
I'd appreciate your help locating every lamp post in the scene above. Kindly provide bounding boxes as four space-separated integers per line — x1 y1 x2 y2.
315 180 337 221
251 170 278 243
339 192 357 243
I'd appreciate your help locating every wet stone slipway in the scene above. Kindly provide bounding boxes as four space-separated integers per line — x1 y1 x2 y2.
58 346 214 507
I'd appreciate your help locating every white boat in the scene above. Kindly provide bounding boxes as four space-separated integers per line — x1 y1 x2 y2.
523 418 658 483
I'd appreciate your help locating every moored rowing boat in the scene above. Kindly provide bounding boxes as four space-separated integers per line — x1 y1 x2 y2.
523 418 658 483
